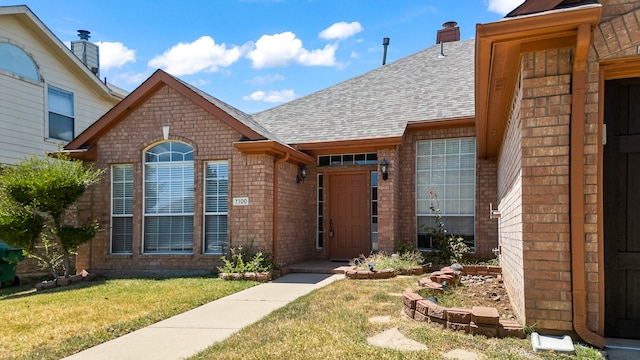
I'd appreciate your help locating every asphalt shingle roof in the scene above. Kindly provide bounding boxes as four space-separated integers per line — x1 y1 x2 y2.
174 77 283 141
251 38 475 145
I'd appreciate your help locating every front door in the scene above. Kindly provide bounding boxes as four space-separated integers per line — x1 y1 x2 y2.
603 78 640 339
328 172 370 260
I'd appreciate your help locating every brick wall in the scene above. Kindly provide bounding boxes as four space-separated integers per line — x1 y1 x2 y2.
399 127 498 260
497 71 525 324
77 84 315 274
377 147 399 254
520 49 573 331
274 160 316 266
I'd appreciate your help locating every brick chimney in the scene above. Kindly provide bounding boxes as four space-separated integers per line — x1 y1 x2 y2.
436 21 460 44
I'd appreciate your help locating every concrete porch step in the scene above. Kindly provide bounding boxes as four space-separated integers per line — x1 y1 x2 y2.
284 261 351 274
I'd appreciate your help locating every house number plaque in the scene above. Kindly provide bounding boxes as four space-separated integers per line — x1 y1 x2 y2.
232 197 249 206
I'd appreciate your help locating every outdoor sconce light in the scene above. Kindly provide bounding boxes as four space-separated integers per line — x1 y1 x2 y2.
380 159 389 181
296 164 308 183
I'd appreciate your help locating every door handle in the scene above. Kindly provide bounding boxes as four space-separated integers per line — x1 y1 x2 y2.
329 218 335 238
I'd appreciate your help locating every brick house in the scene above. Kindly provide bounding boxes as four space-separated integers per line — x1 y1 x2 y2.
64 32 497 271
476 0 640 345
62 0 640 345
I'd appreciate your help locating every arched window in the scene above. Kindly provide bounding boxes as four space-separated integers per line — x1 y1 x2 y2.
0 42 40 81
144 142 194 253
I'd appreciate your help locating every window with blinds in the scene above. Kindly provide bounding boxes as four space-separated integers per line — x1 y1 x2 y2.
416 138 476 250
111 164 133 254
204 161 228 254
143 142 194 253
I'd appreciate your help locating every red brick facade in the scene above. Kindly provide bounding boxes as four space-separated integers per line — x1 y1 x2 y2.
76 84 315 274
494 0 640 340
397 127 498 261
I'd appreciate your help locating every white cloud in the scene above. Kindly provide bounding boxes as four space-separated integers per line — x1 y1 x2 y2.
243 89 296 103
95 41 136 70
486 0 524 15
319 22 363 40
247 73 285 85
350 51 360 59
298 44 338 66
246 32 337 68
148 36 243 76
115 71 149 85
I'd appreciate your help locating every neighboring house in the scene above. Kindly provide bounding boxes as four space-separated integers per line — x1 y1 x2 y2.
61 0 639 346
0 5 126 276
0 5 126 165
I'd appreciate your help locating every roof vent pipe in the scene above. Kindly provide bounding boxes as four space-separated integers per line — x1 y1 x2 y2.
382 37 390 65
77 30 91 41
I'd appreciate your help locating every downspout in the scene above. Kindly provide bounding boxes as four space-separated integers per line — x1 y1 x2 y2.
570 23 606 348
273 152 290 262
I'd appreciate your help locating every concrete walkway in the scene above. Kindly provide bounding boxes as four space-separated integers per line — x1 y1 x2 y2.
63 273 344 360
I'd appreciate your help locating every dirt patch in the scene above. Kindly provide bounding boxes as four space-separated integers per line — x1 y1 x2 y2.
458 278 515 318
417 276 517 320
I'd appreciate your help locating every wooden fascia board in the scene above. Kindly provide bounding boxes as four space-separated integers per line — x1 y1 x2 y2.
292 136 403 155
48 146 97 161
477 6 601 41
475 5 601 159
234 140 314 164
65 72 167 150
66 70 265 150
406 117 475 132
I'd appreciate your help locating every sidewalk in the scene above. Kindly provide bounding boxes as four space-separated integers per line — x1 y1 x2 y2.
63 273 344 360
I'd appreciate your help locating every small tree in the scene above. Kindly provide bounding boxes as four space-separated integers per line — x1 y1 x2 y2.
0 154 104 278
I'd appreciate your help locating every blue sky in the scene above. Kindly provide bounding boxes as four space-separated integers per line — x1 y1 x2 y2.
11 0 522 113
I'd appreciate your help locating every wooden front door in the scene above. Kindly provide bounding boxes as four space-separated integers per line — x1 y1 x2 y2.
604 78 640 339
328 172 370 260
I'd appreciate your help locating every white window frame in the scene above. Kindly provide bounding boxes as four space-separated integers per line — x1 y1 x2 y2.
416 137 476 251
203 160 229 254
47 85 75 142
143 141 194 254
111 164 133 254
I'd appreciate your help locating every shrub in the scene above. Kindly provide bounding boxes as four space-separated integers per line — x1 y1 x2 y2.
350 251 425 272
218 246 273 274
422 190 470 265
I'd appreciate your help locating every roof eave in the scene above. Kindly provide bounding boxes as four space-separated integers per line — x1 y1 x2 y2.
65 70 265 151
475 4 601 159
233 140 314 164
292 136 403 156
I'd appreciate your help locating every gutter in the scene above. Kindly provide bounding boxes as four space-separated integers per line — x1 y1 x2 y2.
569 23 606 349
273 152 290 262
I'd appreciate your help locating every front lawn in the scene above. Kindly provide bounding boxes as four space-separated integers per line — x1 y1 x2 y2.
191 276 604 360
0 276 256 360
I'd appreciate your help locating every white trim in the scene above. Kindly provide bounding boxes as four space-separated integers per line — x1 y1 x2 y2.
110 164 133 254
203 160 229 255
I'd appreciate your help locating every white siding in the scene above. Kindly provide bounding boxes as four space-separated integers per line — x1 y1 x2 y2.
0 13 120 164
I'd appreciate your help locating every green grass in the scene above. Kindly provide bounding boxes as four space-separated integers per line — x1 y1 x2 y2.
190 276 605 360
0 276 256 360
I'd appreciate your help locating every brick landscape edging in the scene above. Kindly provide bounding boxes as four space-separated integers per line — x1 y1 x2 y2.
401 265 525 339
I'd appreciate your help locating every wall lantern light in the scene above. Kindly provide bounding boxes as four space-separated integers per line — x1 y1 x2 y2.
296 164 309 183
380 159 389 181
